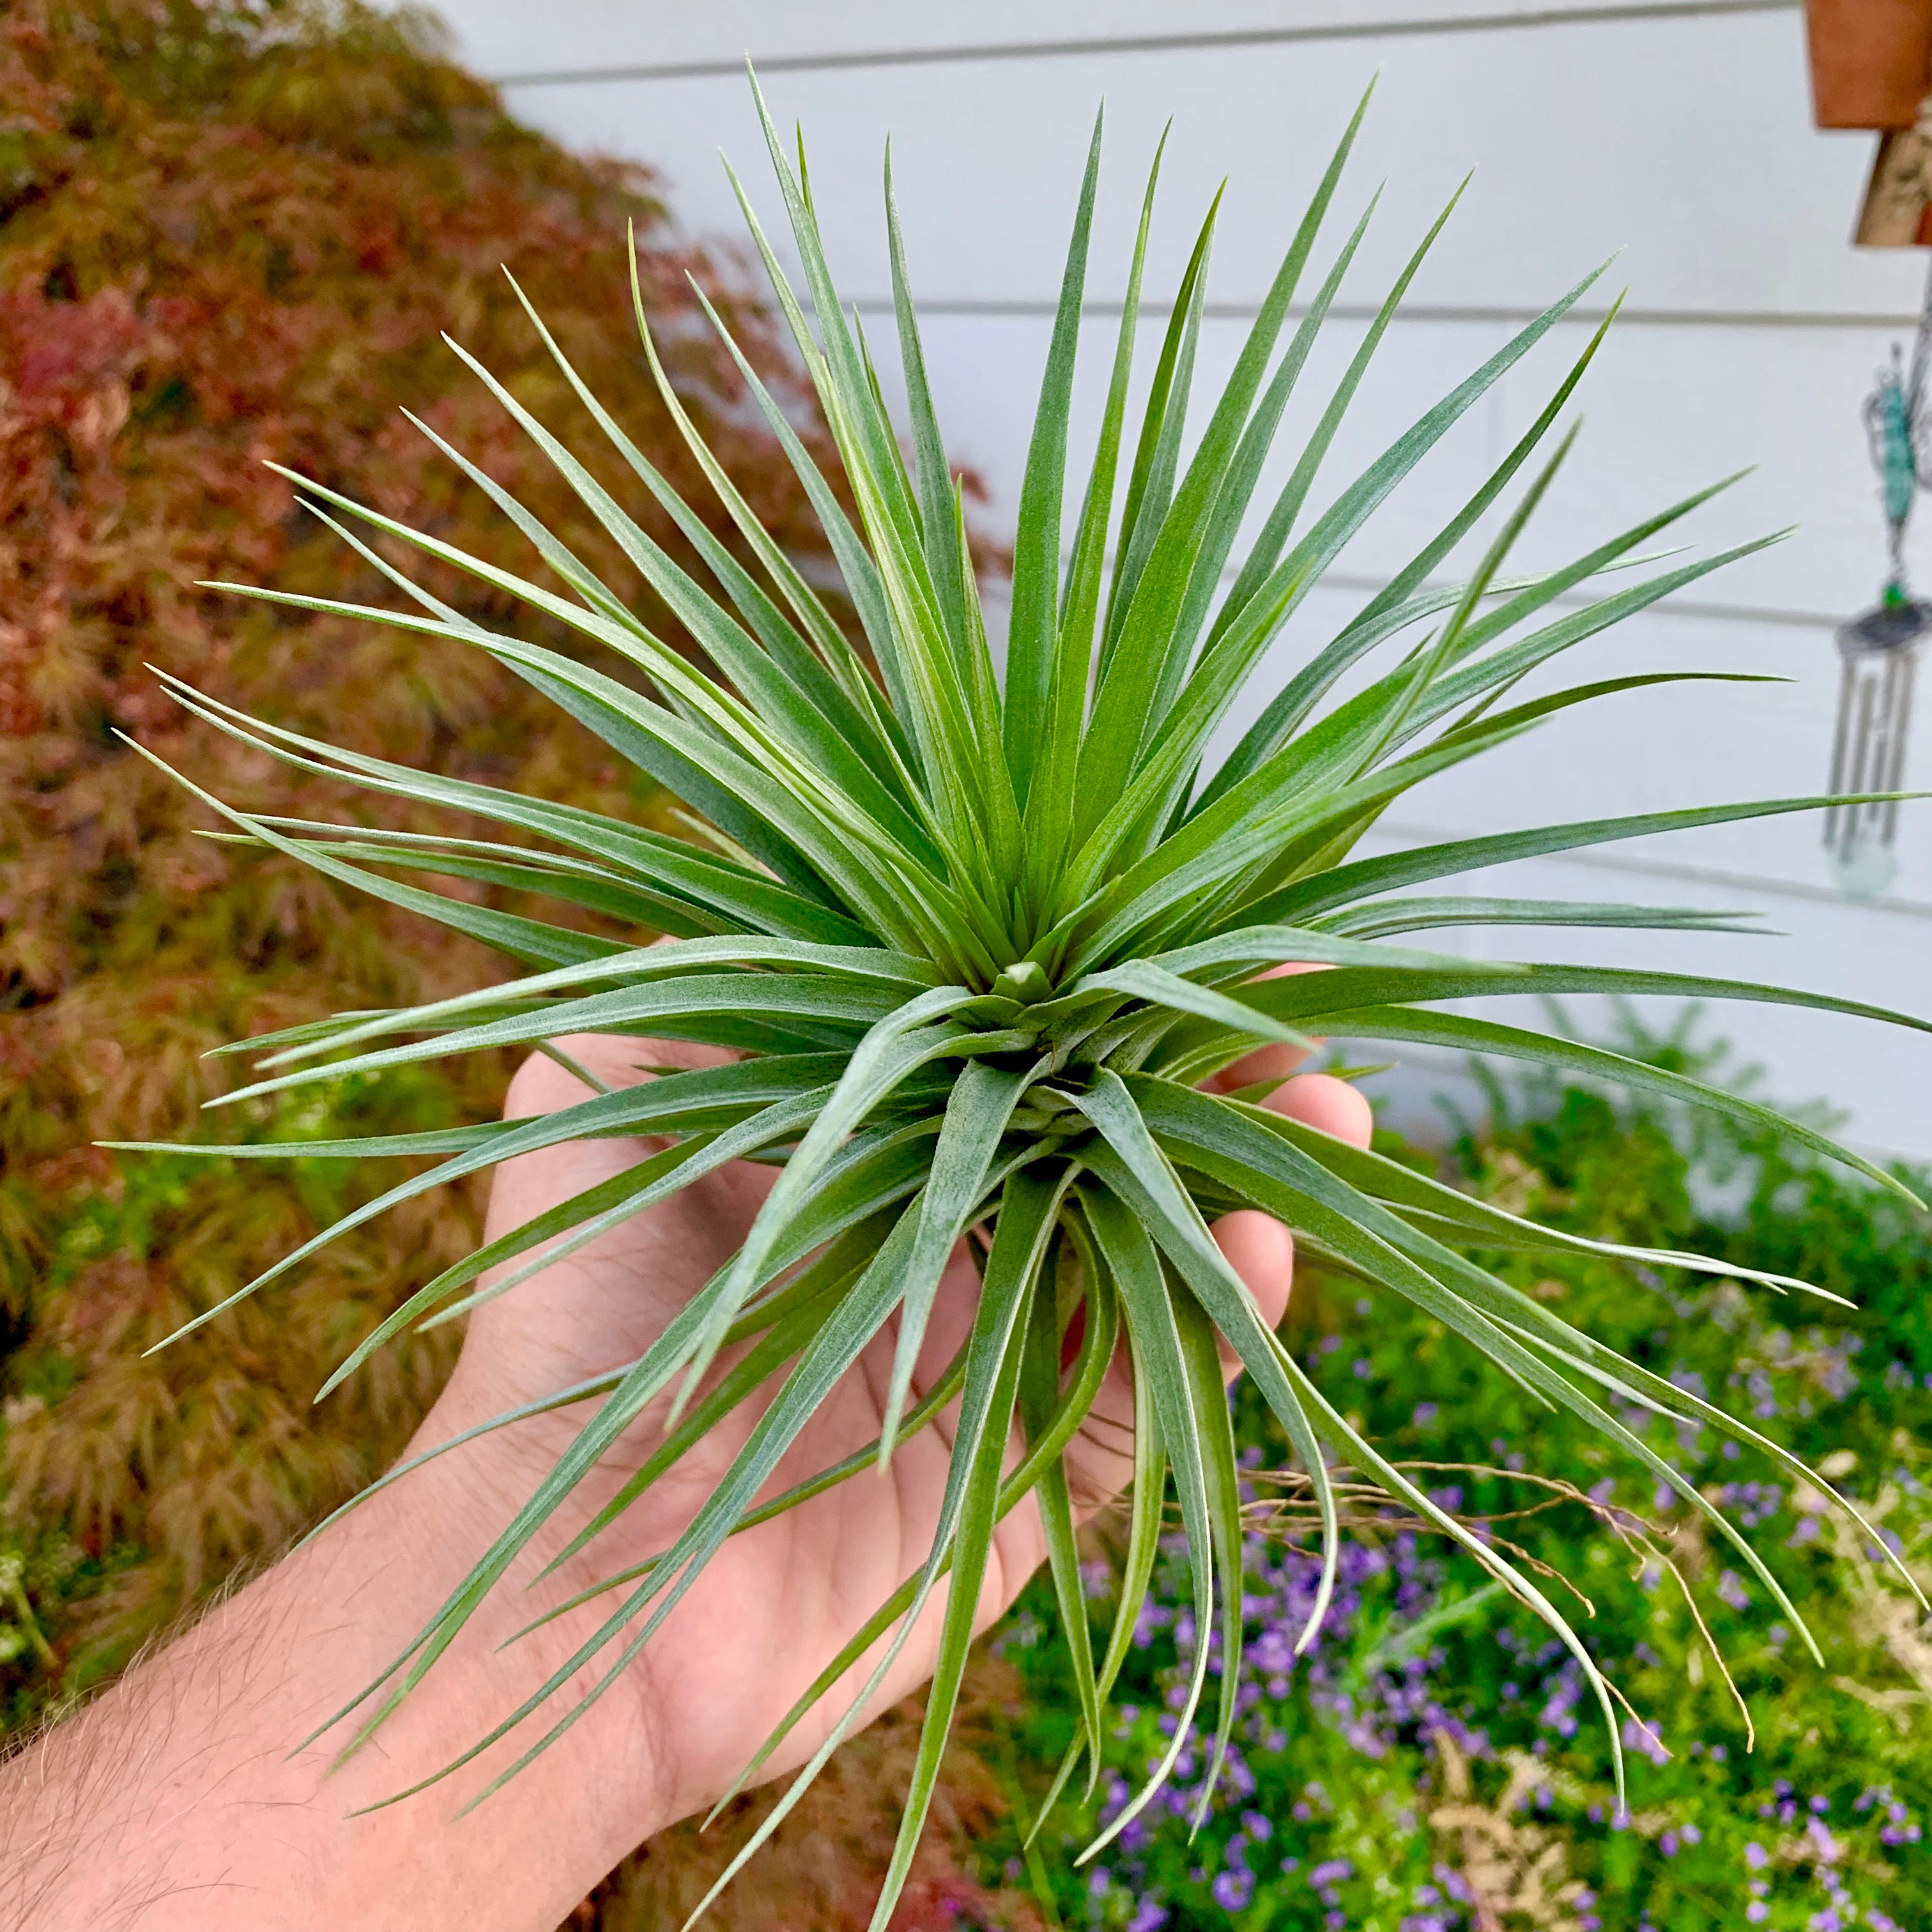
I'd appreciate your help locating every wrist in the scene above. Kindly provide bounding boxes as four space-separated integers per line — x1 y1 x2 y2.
331 1394 680 1897
0 1392 673 1932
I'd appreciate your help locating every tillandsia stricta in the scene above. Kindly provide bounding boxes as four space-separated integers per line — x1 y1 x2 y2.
115 70 1929 1925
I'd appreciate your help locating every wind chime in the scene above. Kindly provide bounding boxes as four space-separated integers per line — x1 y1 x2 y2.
1807 0 1932 894
1824 280 1932 895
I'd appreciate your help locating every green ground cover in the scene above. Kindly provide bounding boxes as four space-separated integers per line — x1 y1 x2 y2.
984 1018 1932 1932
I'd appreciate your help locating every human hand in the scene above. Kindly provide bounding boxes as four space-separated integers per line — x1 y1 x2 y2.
0 970 1372 1932
420 979 1373 1841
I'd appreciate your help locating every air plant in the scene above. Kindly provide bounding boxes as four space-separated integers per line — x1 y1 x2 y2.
118 74 1927 1929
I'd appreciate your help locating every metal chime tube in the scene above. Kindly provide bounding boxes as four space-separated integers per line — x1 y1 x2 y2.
1826 606 1926 896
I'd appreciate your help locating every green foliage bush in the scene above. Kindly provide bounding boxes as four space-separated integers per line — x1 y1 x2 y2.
986 1020 1932 1931
0 7 1031 1926
0 0 843 1688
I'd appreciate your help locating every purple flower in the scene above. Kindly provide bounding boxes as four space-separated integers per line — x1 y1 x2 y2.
1620 1715 1669 1767
1307 1858 1354 1889
1211 1869 1254 1912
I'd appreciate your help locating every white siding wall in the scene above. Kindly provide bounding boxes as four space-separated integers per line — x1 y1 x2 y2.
430 0 1932 1157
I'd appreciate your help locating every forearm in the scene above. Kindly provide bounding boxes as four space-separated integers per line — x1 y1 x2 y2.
0 1416 666 1932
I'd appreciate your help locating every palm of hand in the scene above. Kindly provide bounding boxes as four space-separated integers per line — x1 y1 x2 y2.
417 1027 1368 1828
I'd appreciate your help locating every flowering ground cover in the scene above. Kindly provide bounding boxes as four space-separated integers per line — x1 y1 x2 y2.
985 1020 1932 1932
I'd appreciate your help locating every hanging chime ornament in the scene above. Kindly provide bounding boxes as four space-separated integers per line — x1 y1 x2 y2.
1825 268 1932 896
1804 3 1932 893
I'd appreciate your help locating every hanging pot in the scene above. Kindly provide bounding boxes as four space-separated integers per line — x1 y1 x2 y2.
1805 0 1932 128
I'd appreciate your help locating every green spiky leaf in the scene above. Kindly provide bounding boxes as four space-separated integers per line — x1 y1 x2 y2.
132 73 1929 1930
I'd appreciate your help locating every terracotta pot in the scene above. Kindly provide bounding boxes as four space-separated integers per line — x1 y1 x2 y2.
1807 0 1932 128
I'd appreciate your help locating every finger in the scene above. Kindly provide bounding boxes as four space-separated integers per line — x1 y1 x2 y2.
1262 1070 1374 1149
1209 1209 1295 1380
1204 961 1326 1096
460 1031 779 1414
1059 1066 1376 1510
500 1031 730 1121
1193 1075 1370 1380
1209 1037 1311 1096
1059 1203 1297 1519
480 1030 771 1322
487 1033 724 1245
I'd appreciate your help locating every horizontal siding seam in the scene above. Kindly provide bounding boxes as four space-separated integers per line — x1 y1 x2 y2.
1368 818 1932 921
488 0 1800 88
981 574 1845 634
1319 1035 1923 1163
848 298 1924 334
1314 573 1842 632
